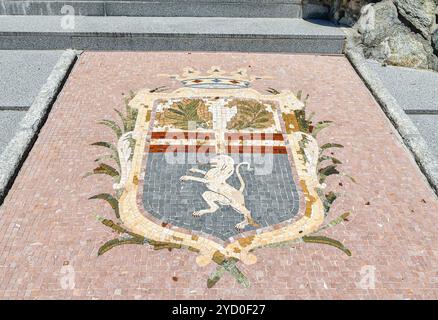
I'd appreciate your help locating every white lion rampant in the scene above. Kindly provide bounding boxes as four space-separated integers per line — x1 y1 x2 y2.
180 155 260 230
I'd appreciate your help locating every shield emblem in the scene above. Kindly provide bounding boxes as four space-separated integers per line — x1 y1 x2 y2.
91 67 350 288
119 67 324 266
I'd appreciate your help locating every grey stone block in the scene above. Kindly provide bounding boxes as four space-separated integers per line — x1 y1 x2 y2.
366 59 438 112
69 35 344 54
106 1 302 18
0 16 344 36
0 16 345 54
408 115 438 160
0 50 63 108
0 0 302 18
0 1 104 16
0 35 75 50
0 110 26 154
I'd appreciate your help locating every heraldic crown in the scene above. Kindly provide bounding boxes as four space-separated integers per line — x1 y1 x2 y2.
162 66 265 89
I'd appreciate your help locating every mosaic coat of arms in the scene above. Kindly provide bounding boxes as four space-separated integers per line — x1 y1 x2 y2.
88 67 352 288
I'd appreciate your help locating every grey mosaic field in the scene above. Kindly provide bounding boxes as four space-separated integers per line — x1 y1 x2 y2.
0 110 26 154
142 152 300 240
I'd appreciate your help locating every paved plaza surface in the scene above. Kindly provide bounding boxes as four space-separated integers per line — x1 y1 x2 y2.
0 52 437 299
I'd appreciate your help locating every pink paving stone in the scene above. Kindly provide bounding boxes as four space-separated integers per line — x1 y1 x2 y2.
0 51 437 299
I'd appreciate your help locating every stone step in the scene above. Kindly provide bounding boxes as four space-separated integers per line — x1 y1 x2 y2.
0 16 345 53
0 0 305 18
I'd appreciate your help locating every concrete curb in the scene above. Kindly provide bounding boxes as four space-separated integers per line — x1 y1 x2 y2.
344 33 438 196
0 49 78 204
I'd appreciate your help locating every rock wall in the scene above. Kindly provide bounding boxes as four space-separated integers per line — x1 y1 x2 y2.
305 0 438 71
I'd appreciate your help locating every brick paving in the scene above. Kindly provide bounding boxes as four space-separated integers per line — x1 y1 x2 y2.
0 52 437 299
